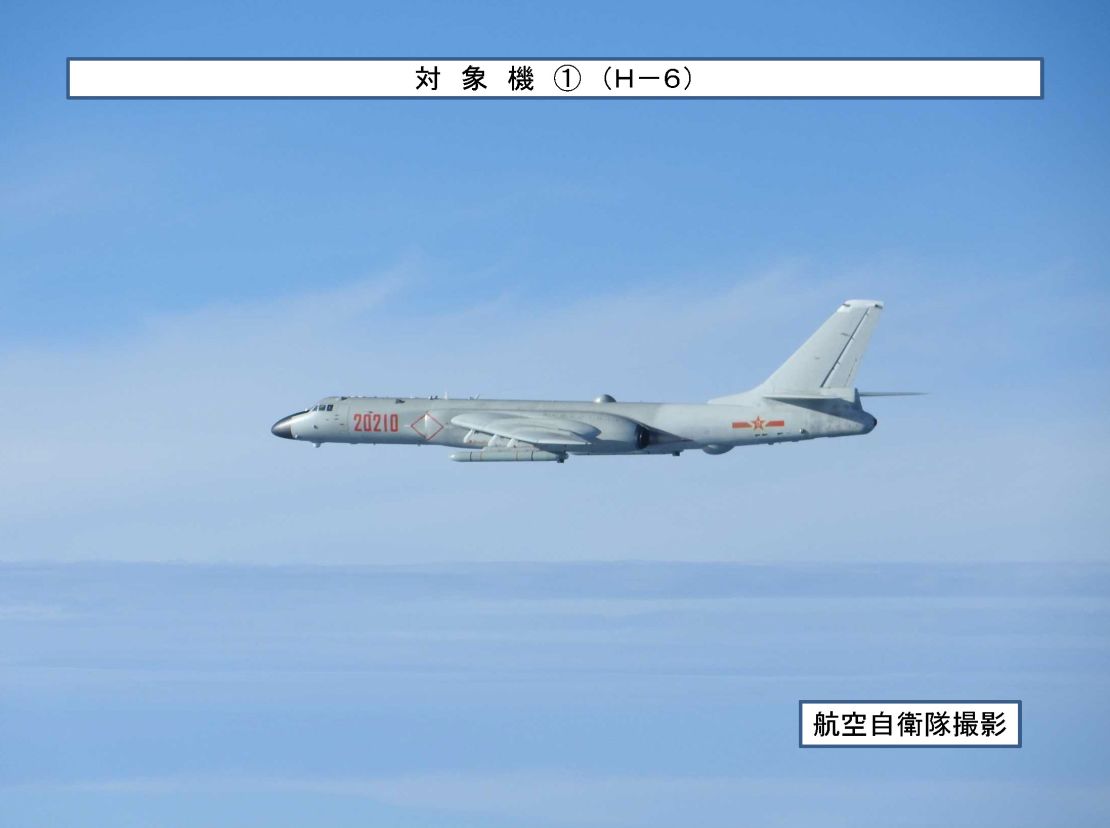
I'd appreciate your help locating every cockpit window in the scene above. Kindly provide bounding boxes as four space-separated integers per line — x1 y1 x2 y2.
326 404 334 411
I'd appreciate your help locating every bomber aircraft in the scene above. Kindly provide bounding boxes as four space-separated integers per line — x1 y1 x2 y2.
271 299 913 462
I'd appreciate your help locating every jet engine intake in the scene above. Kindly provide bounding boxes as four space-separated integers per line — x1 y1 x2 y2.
579 413 654 452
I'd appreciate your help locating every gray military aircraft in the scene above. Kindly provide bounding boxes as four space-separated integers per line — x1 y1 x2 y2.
272 299 913 462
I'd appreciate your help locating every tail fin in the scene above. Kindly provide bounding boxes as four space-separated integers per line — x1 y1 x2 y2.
710 299 883 403
760 299 883 392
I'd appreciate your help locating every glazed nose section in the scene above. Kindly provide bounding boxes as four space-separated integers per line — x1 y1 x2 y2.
271 414 296 439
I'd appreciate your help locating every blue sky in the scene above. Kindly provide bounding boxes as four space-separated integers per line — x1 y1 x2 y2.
2 1 1109 825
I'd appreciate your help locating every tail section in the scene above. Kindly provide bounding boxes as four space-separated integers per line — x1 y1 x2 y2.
711 299 883 403
761 299 883 392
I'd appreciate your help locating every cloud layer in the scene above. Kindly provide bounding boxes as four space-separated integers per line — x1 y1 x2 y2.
3 560 1108 827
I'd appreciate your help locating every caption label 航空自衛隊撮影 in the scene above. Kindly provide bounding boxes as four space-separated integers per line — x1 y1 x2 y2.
800 701 1021 747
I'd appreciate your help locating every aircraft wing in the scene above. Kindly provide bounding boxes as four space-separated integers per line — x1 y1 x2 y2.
450 412 595 447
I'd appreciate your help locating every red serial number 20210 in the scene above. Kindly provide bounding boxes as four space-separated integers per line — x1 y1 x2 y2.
353 412 400 433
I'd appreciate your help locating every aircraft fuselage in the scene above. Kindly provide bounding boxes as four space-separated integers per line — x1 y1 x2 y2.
271 300 892 462
271 394 876 459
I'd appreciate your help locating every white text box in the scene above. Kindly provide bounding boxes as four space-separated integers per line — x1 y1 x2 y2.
68 59 1042 99
800 701 1021 747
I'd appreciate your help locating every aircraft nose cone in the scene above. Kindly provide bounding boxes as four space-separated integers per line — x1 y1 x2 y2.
271 415 295 439
864 414 878 433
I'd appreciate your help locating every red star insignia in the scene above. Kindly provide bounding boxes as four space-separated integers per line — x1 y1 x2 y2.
751 416 766 431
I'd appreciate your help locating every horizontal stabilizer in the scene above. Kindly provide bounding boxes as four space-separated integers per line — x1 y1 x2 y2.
858 391 926 397
763 389 856 403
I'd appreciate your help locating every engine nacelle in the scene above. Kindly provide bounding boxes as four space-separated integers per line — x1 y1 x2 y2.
576 412 651 452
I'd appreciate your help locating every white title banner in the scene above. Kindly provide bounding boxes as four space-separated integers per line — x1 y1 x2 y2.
800 701 1022 747
68 59 1042 99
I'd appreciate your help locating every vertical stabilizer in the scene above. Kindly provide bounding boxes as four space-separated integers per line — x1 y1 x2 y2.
710 299 883 403
761 299 883 392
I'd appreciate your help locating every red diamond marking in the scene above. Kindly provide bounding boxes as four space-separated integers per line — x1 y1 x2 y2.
409 412 444 441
